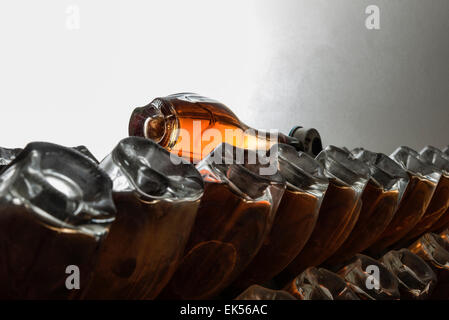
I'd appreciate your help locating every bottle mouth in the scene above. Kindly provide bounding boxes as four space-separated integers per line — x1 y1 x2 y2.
143 110 166 143
106 137 204 201
129 100 167 144
0 142 116 227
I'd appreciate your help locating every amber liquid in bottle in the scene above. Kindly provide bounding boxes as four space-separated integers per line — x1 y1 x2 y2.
85 193 200 299
159 182 275 300
276 180 361 285
232 188 320 290
129 93 301 162
325 180 399 266
405 173 449 240
368 173 437 254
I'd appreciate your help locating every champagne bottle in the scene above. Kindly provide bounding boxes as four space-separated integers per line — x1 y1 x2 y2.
129 93 322 162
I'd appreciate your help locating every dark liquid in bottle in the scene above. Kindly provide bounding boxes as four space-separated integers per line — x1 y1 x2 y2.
160 181 275 300
0 205 102 299
405 174 449 240
232 188 320 289
85 193 199 299
326 180 399 265
368 173 437 254
277 180 361 285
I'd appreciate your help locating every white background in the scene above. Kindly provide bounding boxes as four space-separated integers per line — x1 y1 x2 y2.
0 0 448 160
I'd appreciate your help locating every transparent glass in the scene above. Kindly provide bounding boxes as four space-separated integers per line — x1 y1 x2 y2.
285 267 359 300
414 146 449 234
369 146 441 253
408 232 449 299
0 145 98 170
326 148 409 265
128 93 320 162
85 137 204 299
0 147 22 170
232 144 328 289
0 142 115 299
160 143 286 299
337 254 400 300
409 233 449 272
380 248 437 299
277 146 370 284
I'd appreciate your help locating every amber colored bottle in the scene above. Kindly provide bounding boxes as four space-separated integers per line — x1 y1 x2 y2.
368 147 440 254
369 175 437 253
159 143 285 300
326 180 399 266
276 146 370 285
414 146 449 235
129 93 322 162
404 173 449 240
85 137 204 299
325 149 409 266
230 145 328 290
431 206 449 233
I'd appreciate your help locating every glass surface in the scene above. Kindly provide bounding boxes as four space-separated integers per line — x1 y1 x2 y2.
160 143 286 299
415 146 449 234
0 147 22 169
326 148 409 265
129 93 308 162
232 144 328 289
381 248 437 299
85 137 204 299
337 254 400 300
277 146 370 284
0 146 98 171
285 267 359 300
0 142 115 299
369 146 441 253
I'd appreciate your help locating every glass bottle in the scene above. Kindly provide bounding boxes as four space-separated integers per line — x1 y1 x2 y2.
232 144 328 290
85 137 204 299
0 145 98 171
0 142 116 299
129 93 322 162
235 285 296 300
285 267 359 300
409 232 449 299
380 248 437 299
337 254 400 300
414 146 449 235
0 147 22 172
159 143 286 300
325 148 409 266
276 146 370 285
368 146 441 254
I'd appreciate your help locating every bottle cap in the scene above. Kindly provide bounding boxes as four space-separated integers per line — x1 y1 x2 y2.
289 126 323 157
